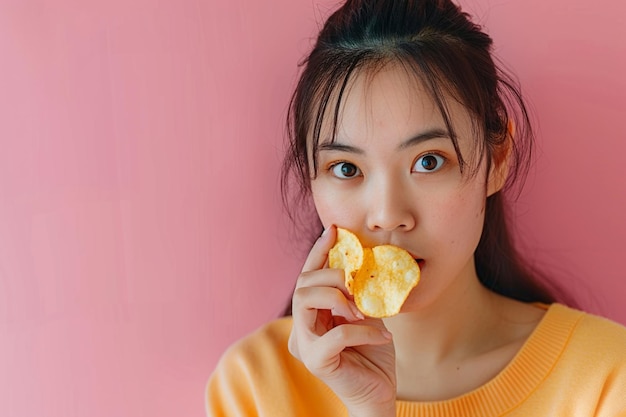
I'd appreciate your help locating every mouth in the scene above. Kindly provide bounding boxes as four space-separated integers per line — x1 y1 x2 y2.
405 251 424 269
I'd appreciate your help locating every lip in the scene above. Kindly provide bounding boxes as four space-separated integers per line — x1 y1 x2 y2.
407 252 425 269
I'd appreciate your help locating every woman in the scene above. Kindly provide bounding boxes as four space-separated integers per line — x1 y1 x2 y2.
207 0 626 415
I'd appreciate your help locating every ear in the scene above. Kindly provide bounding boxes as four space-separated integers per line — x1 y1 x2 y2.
487 120 514 197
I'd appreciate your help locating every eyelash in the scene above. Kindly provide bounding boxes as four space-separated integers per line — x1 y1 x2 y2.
328 160 361 179
326 152 448 179
412 152 447 173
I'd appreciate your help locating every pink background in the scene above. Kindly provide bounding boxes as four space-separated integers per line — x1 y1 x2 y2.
0 0 624 415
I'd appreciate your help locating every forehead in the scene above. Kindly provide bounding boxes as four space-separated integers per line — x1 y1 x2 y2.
336 66 441 142
316 63 475 150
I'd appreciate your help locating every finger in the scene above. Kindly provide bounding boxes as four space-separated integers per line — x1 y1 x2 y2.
305 324 392 374
292 286 364 333
288 327 300 359
301 225 336 274
323 323 393 349
295 267 355 309
295 267 350 295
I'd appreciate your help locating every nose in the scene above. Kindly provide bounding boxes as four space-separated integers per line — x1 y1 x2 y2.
365 176 416 232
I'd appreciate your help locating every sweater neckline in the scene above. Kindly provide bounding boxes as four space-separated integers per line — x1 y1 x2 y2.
395 303 583 415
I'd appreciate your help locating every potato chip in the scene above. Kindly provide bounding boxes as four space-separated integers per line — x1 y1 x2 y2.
354 245 420 317
328 228 364 293
329 228 420 318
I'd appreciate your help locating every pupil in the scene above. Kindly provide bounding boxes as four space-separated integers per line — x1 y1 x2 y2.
422 155 436 170
341 164 356 176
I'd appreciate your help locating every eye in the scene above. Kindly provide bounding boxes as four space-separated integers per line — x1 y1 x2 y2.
413 154 445 173
330 162 361 179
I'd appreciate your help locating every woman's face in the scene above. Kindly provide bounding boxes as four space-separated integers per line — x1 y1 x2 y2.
310 65 504 312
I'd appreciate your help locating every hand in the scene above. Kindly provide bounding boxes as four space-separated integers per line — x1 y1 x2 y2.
288 225 397 417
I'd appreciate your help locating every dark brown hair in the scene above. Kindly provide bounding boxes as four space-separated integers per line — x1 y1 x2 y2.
280 0 576 315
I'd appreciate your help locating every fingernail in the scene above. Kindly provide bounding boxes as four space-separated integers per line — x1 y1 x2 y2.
381 330 393 340
350 302 364 320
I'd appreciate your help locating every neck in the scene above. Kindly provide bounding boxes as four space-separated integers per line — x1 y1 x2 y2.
384 272 501 365
382 263 545 401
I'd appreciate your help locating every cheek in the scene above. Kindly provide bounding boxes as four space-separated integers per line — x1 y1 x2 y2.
430 186 487 250
312 194 333 227
311 181 358 229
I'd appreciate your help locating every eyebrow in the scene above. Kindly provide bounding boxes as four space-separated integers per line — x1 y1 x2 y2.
318 128 451 154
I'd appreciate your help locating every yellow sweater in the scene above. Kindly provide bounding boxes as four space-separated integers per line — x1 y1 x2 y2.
206 304 626 416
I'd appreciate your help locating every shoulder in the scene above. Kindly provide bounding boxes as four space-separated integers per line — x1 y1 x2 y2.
206 318 295 416
554 304 626 413
548 304 626 390
206 318 344 416
212 317 295 375
554 303 626 352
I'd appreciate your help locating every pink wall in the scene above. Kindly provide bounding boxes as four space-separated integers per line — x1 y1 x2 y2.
0 0 624 415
